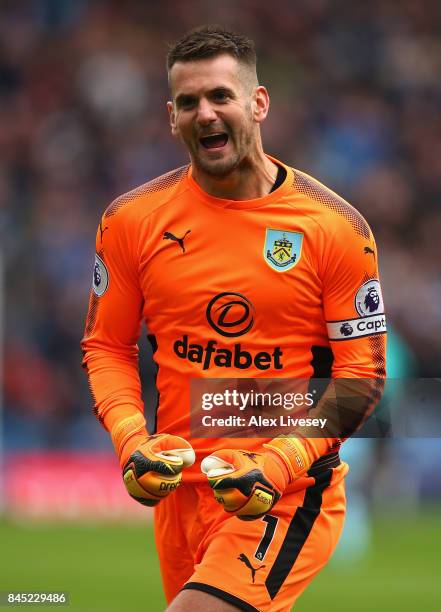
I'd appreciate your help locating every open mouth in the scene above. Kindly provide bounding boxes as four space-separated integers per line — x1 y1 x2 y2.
199 133 229 149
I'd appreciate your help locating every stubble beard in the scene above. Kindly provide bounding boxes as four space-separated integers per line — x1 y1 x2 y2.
190 126 254 179
192 147 242 177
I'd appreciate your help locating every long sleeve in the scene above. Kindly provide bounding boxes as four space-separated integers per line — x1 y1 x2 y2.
81 204 145 433
298 207 387 460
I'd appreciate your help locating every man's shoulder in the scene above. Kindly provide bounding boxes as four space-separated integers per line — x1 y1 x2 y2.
293 168 371 240
103 164 190 222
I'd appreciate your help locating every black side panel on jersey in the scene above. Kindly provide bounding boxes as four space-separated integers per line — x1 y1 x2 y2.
310 345 334 378
309 345 334 403
146 333 159 434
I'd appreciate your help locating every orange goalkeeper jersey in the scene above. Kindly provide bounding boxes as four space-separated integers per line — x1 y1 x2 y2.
81 156 386 480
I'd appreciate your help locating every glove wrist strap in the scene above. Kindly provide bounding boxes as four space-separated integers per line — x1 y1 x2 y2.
264 437 311 482
110 413 148 466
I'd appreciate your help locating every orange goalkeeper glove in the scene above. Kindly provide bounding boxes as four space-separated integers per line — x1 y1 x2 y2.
201 438 312 520
122 434 195 507
110 413 195 507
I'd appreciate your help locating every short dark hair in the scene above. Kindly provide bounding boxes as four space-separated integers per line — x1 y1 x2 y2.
167 25 256 71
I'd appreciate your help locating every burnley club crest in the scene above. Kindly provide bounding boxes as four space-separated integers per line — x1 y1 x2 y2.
264 229 303 272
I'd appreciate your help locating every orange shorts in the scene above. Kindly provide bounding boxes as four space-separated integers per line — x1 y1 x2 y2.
154 455 347 612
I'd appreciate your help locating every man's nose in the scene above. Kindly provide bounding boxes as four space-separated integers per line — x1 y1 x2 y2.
197 99 217 124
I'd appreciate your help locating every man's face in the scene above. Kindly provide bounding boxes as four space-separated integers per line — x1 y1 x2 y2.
168 54 264 177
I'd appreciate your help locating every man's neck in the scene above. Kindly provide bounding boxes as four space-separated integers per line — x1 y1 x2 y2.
192 151 279 200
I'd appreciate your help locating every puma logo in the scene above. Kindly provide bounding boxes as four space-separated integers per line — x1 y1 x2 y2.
238 553 265 583
163 230 191 253
240 452 259 464
364 246 376 259
99 220 109 243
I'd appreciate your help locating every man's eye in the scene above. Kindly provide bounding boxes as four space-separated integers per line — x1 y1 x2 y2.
212 91 229 101
180 97 196 109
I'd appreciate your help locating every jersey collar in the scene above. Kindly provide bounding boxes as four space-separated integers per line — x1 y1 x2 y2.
186 155 293 210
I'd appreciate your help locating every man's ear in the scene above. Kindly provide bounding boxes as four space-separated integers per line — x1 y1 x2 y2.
252 86 270 123
167 101 178 136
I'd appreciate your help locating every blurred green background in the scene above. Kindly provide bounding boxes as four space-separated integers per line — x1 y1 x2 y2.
1 510 440 611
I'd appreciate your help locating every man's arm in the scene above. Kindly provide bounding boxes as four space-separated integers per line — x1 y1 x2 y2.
81 205 146 462
82 203 194 504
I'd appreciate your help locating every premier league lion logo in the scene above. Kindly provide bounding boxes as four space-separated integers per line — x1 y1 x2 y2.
340 322 354 337
364 286 380 313
355 279 384 317
92 254 109 297
94 262 102 287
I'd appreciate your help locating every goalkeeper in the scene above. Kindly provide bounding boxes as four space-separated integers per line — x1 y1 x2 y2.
82 26 386 612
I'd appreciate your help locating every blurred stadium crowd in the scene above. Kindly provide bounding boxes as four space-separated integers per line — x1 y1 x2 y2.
0 0 440 454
